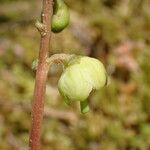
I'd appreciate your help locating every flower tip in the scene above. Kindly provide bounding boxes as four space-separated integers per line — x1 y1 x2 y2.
80 100 90 114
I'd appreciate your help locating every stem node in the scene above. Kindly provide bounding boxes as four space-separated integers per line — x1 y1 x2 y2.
35 20 47 36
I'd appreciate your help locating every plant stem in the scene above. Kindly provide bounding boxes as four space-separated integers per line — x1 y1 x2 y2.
29 0 53 150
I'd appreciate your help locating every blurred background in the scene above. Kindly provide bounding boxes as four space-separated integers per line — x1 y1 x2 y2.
0 0 150 149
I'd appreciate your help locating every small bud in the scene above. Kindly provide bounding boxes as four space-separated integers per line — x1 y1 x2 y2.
51 0 70 33
58 56 107 113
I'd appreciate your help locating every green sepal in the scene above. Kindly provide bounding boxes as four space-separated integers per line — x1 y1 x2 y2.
58 85 71 105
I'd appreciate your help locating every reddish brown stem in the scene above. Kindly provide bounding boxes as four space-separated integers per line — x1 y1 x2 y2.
29 0 53 150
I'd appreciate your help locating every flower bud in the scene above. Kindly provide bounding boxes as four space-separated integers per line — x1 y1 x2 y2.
52 0 70 33
58 56 107 113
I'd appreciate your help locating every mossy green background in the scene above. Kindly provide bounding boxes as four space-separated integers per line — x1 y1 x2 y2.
0 0 150 149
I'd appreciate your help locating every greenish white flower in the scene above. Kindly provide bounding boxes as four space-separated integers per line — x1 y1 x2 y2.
58 56 107 113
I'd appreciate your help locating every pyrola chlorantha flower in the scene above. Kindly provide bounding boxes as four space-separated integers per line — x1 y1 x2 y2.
58 56 108 113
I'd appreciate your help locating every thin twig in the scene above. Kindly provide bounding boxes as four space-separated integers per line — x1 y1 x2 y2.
29 0 53 150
